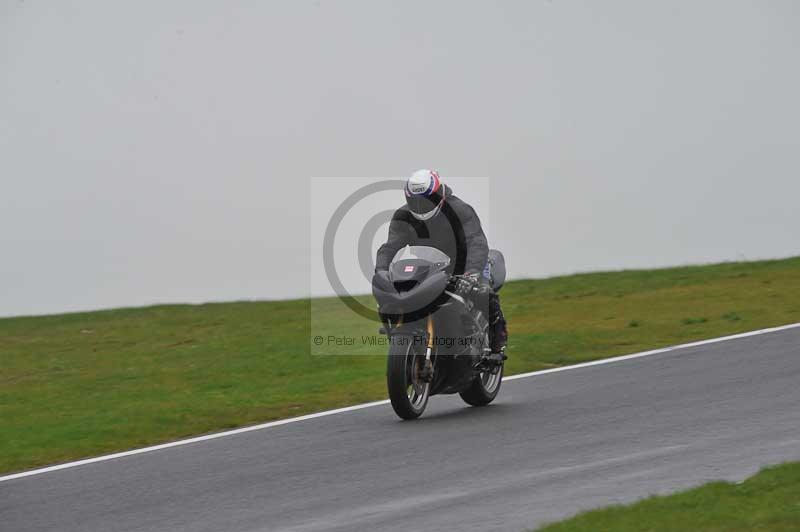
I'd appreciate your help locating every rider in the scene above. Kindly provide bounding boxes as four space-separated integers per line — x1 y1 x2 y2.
375 169 508 363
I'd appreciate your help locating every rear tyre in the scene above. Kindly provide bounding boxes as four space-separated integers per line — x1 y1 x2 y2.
387 336 430 420
459 363 503 406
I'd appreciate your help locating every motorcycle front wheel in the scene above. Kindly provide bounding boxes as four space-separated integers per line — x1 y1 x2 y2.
387 335 430 420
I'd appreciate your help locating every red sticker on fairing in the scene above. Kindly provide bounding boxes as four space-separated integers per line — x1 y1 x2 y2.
404 265 415 272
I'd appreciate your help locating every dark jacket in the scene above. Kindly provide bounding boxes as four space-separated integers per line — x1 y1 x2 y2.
375 185 489 275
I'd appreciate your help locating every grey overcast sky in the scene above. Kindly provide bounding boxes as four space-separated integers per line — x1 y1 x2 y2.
2 1 799 317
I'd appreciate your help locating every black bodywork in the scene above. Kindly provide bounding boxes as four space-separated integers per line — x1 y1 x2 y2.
373 247 505 396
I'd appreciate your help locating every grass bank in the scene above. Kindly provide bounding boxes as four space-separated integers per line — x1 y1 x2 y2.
535 462 800 531
2 256 800 474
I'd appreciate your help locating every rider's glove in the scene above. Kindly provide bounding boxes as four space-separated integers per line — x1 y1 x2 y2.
455 273 480 297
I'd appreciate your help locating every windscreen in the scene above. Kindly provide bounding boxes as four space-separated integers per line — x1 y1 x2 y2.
390 246 451 268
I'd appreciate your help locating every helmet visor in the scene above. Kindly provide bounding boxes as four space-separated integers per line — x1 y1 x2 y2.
406 189 445 220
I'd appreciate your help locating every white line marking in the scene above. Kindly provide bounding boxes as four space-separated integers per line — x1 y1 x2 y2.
2 321 799 483
505 321 800 381
0 400 389 483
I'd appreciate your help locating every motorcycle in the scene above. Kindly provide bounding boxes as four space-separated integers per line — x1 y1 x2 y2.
372 246 506 419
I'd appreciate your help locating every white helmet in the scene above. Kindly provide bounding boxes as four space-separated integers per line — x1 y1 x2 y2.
405 169 446 221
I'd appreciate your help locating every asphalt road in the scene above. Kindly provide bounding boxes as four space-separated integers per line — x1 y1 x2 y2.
3 326 800 532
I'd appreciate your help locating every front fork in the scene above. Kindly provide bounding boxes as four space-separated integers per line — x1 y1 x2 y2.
382 313 436 382
420 315 435 382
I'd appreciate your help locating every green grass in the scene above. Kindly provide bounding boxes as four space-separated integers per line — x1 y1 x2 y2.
535 462 800 531
2 256 800 474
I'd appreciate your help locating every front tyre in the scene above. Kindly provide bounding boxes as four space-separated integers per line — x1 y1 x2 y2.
460 363 503 407
387 336 430 420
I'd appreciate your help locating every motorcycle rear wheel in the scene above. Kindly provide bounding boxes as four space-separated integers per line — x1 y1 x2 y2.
387 336 430 420
460 363 503 406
